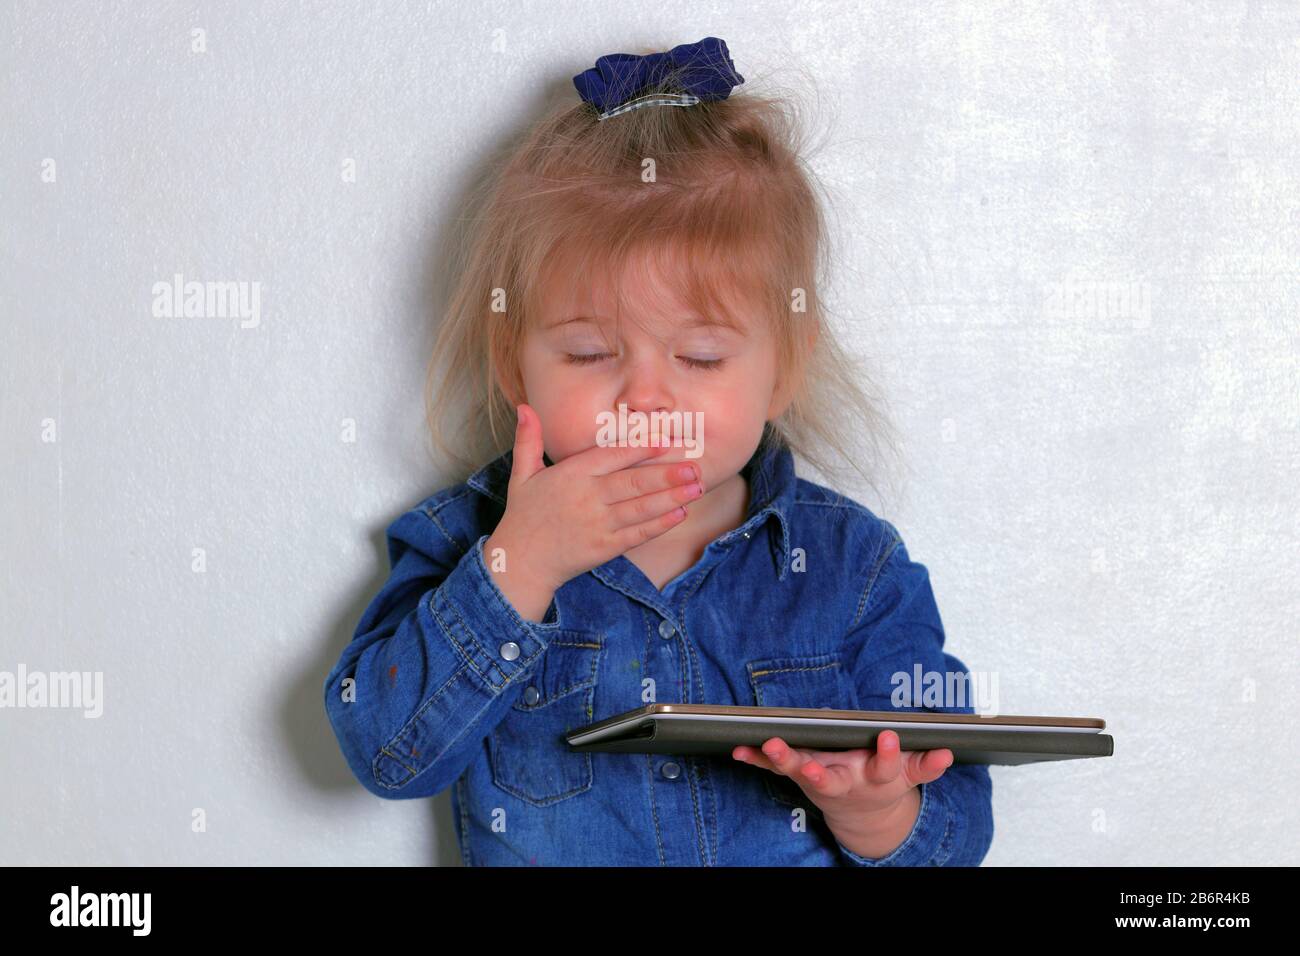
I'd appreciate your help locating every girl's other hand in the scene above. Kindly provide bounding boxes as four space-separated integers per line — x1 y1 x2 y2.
732 731 953 830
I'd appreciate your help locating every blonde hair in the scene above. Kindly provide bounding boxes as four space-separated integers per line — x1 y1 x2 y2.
423 49 903 508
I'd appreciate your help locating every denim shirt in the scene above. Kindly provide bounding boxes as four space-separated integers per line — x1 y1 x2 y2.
323 440 994 866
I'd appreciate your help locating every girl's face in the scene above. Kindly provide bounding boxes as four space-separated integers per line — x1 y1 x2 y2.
509 248 792 499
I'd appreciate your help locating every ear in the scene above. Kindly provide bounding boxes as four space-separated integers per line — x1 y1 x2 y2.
767 381 796 422
766 324 817 420
495 363 525 411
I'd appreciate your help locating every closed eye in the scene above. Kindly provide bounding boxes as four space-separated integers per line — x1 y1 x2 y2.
564 353 726 371
679 356 726 371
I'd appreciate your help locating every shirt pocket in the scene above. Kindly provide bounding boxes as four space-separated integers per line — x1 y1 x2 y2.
746 652 858 811
488 632 605 807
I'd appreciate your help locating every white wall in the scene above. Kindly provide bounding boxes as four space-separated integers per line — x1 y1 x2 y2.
2 0 1296 865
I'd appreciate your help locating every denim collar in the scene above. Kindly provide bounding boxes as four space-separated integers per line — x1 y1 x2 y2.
466 437 796 582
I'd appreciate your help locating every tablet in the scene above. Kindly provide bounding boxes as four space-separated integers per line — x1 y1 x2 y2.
565 703 1113 765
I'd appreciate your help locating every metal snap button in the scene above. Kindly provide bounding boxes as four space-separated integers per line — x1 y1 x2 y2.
661 761 681 779
499 641 520 661
658 619 676 640
523 686 540 705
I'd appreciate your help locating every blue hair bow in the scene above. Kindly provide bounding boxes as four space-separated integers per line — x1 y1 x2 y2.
572 36 745 120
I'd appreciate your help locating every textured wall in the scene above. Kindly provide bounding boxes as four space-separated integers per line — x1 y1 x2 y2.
2 1 1297 865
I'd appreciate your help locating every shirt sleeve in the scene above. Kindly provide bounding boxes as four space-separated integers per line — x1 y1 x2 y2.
836 525 995 866
323 501 566 800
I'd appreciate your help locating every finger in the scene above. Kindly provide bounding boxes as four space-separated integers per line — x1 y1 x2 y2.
571 435 674 477
732 742 787 774
734 740 800 779
735 739 840 771
866 729 903 784
761 738 855 796
788 753 854 798
608 478 704 528
732 744 778 773
759 737 812 779
782 745 857 765
906 748 954 786
603 459 703 505
508 404 547 486
612 497 692 549
735 743 855 798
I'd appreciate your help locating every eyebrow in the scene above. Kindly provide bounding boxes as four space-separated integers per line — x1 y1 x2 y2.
543 315 744 333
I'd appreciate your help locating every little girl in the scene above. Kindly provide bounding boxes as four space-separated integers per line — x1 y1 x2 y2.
324 37 994 866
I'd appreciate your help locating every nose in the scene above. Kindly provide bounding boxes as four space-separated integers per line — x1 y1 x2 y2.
617 356 676 420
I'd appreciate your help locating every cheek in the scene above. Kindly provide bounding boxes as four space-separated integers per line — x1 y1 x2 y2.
536 397 614 458
542 415 589 456
693 381 766 428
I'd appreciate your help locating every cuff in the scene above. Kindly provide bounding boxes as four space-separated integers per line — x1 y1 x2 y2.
429 533 565 692
836 781 952 867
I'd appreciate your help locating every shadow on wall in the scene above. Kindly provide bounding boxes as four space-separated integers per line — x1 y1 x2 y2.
283 80 583 867
289 520 464 867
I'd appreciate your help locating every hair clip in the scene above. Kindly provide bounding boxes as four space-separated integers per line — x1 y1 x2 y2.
597 91 701 121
